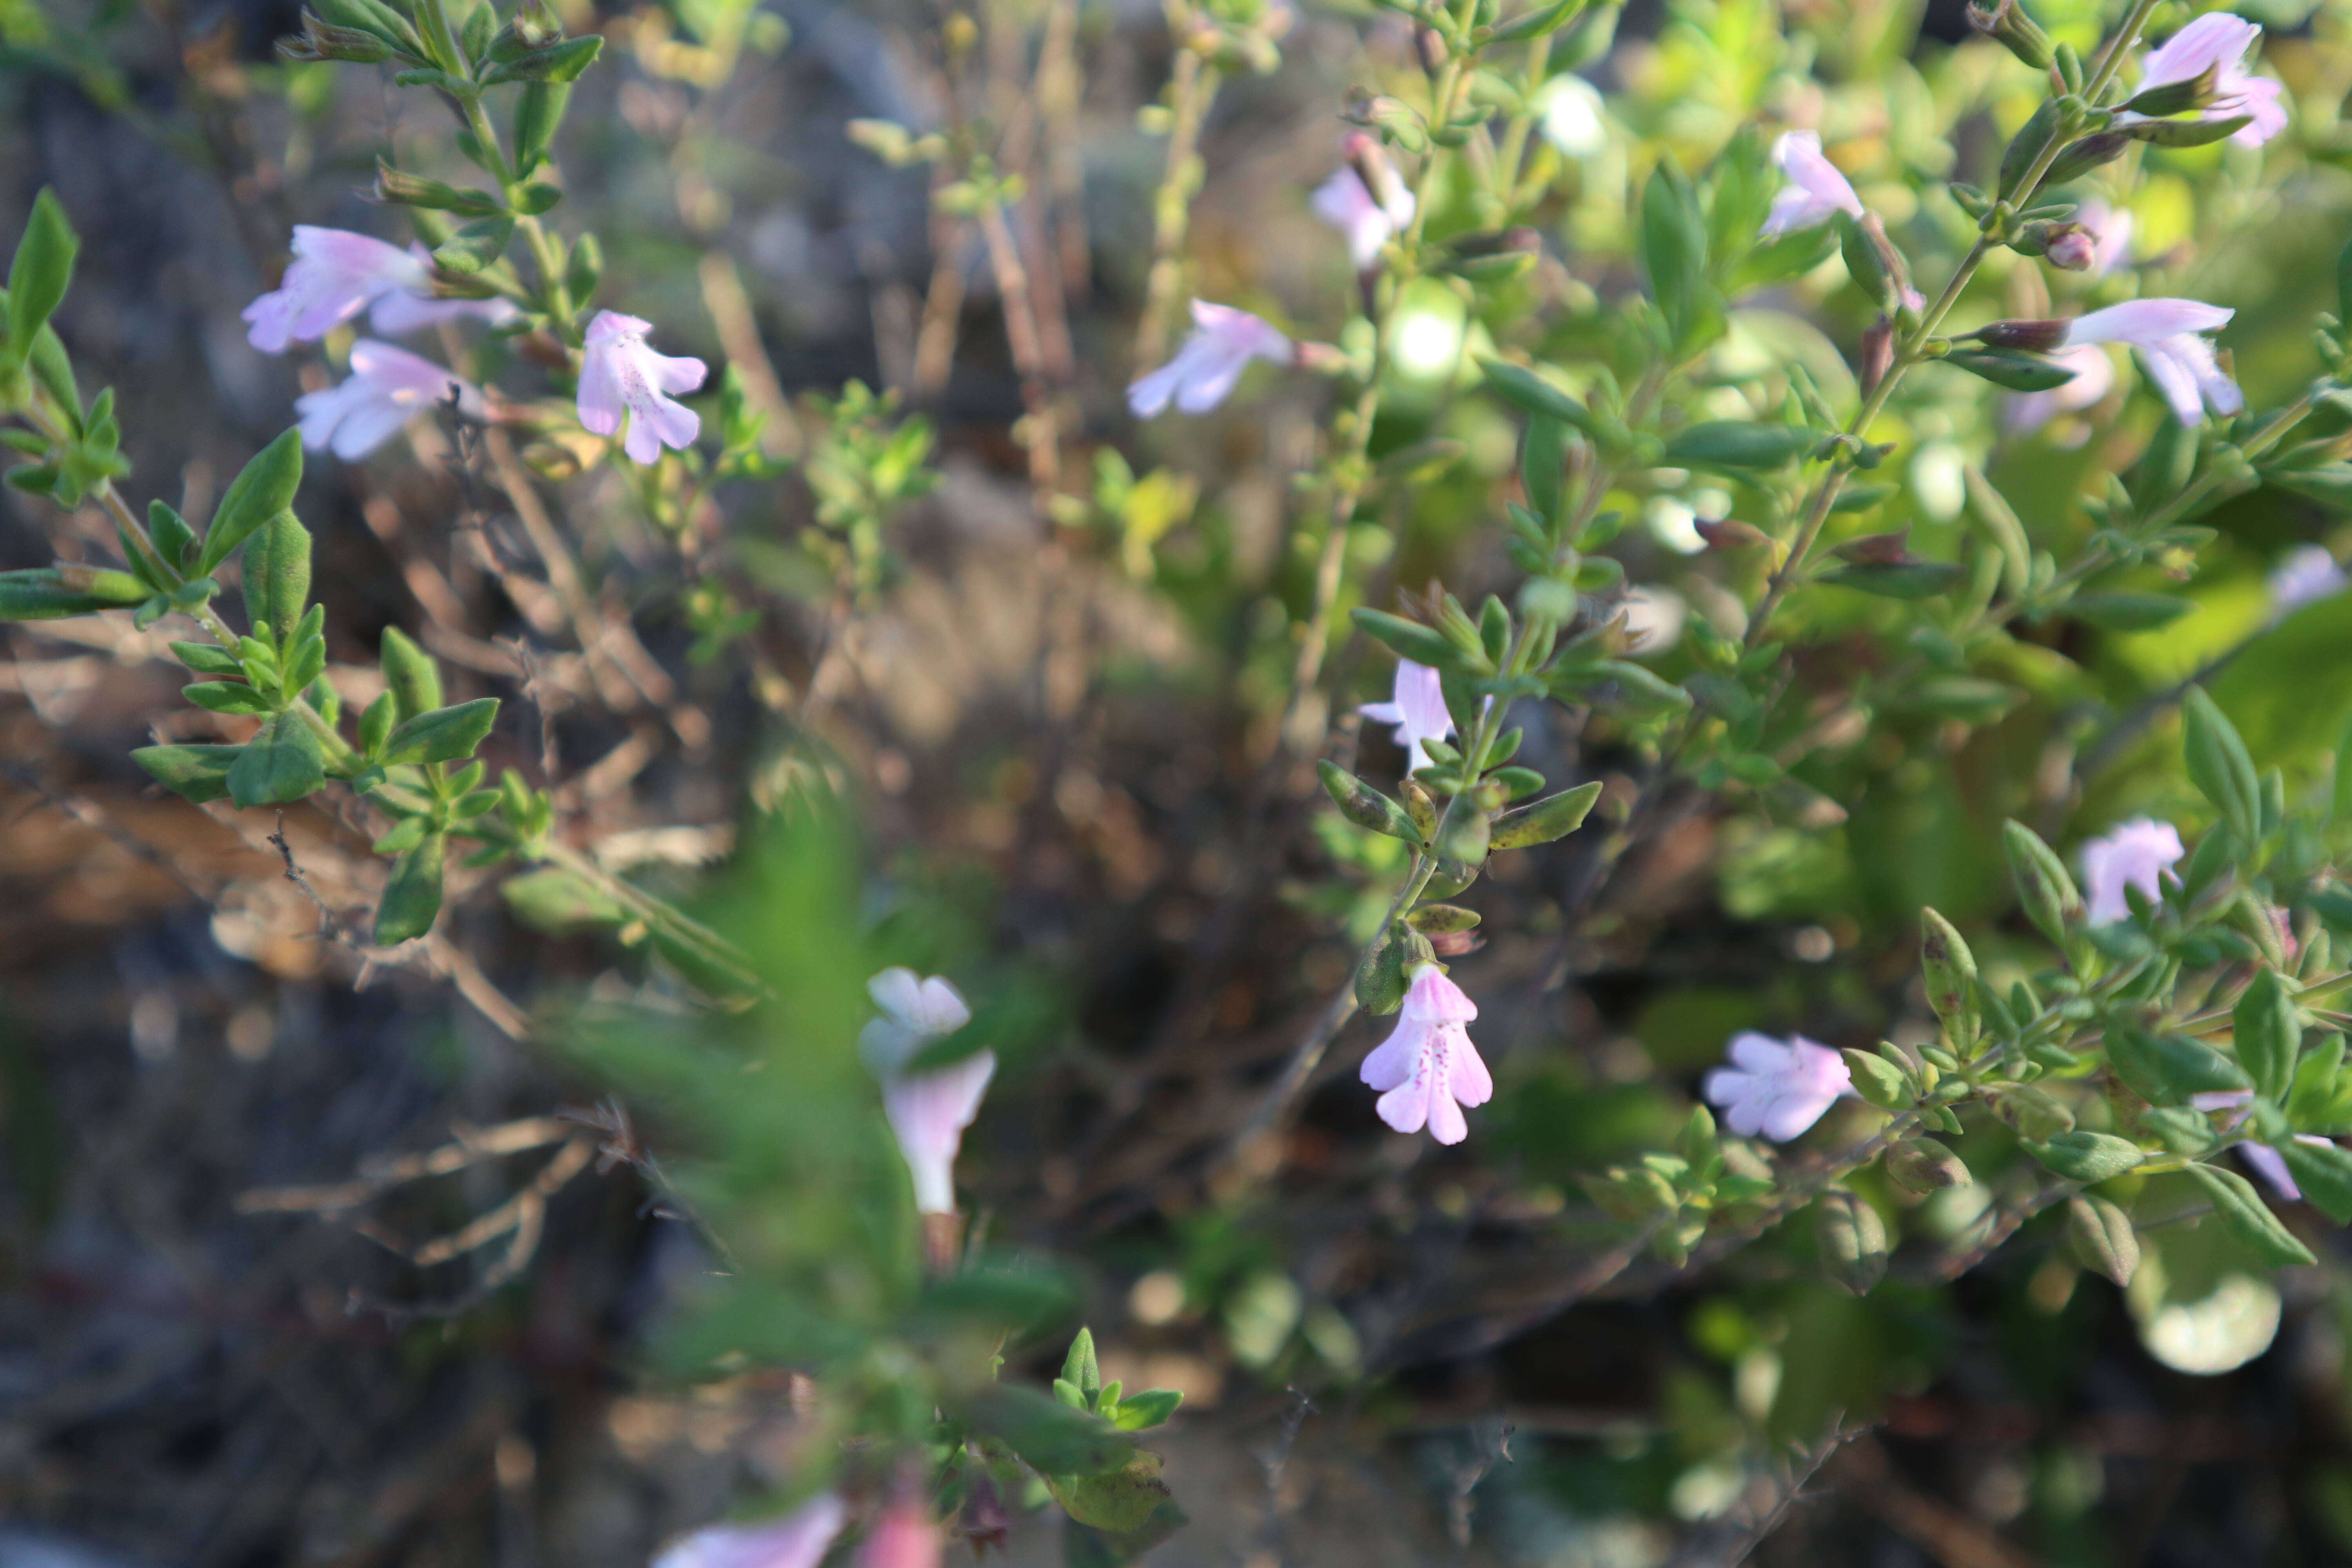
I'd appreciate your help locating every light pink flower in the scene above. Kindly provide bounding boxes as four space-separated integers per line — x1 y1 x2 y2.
1360 963 1491 1145
244 227 433 352
578 310 708 463
2004 344 2116 436
858 1495 943 1568
655 1494 848 1568
1760 131 1864 238
2062 300 2241 425
1312 166 1416 270
2269 544 2347 620
2080 816 2185 924
2073 200 2134 277
369 244 521 336
2123 13 2287 149
859 968 993 1215
295 339 482 461
1127 301 1292 417
1703 1032 1852 1142
1361 659 1455 773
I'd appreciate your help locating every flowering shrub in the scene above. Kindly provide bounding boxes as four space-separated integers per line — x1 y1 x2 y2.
11 0 2352 1557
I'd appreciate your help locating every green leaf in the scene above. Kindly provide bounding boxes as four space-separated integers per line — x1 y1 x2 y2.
2183 686 2261 850
1317 760 1421 843
2281 1138 2352 1223
2186 1162 2315 1267
479 32 603 83
131 743 243 803
2069 592 2193 631
1351 608 1475 673
913 1269 1078 1335
227 712 327 808
1658 420 1816 472
1490 780 1602 849
1474 356 1599 437
381 697 499 766
379 625 443 722
1938 347 2074 392
1638 157 1707 348
432 215 515 276
2024 1130 2144 1184
239 510 311 641
148 501 195 574
499 864 626 931
1405 903 1480 934
964 1384 1136 1479
1485 0 1585 42
2002 820 2082 946
0 566 150 619
1918 908 1979 1046
2107 1023 2250 1107
373 831 446 944
1108 1389 1181 1431
1047 1452 1172 1532
1354 923 1410 1014
1814 1189 1887 1296
1818 561 1968 599
2234 968 2301 1105
1842 1048 1911 1110
1062 1326 1101 1399
7 189 78 363
196 430 304 577
170 641 242 676
181 681 275 715
2066 1194 2140 1286
513 81 575 178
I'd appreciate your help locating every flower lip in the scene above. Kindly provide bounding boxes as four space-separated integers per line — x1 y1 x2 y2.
1126 300 1294 418
1759 130 1866 238
577 308 707 464
2079 816 2185 924
1702 1031 1852 1142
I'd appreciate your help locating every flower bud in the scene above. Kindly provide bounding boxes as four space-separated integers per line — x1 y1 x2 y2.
2034 223 2097 270
1886 1136 1972 1194
1975 317 2069 352
1815 1189 1888 1296
1693 516 1769 550
1967 0 2053 70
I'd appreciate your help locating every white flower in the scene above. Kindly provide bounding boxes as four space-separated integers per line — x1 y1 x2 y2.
654 1495 847 1568
860 968 994 1215
1759 131 1864 238
1312 167 1416 270
1702 1032 1851 1142
2062 299 2241 425
1535 74 1608 157
1360 659 1455 773
578 310 708 463
2123 13 2287 149
2003 343 2116 436
1127 301 1292 417
2269 544 2347 620
2079 816 2185 924
294 339 483 461
1359 963 1492 1145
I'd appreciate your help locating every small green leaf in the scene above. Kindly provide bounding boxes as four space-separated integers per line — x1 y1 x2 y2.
1814 1189 1887 1296
131 743 243 803
1490 780 1601 849
1317 760 1421 842
1047 1453 1172 1533
2002 820 2082 945
499 864 626 931
2107 1024 2251 1107
1475 356 1600 437
181 680 275 716
2234 968 2301 1105
1938 347 2075 392
227 712 327 808
374 831 446 944
2066 1194 2140 1286
196 430 305 577
964 1384 1136 1479
2024 1130 2144 1184
1405 903 1481 934
1818 561 1969 599
2183 686 2260 850
240 510 312 641
1352 608 1474 673
7 188 79 361
379 625 443 722
432 215 515 276
2069 592 2192 631
1108 1388 1181 1431
1659 420 1816 471
0 566 149 619
2186 1162 2316 1267
1062 1325 1102 1399
170 641 243 676
2281 1138 2352 1223
381 697 499 766
1841 1048 1910 1110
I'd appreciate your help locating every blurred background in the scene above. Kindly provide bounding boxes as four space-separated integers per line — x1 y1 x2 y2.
8 0 2352 1563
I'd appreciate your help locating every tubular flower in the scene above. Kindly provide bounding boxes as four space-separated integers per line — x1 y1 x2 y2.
1759 131 1864 238
2004 343 2116 436
1312 166 1416 270
2123 13 2287 149
1127 301 1292 417
1359 964 1492 1145
1360 659 1455 773
654 1495 848 1568
578 310 708 463
1702 1032 1852 1142
244 227 432 352
2061 299 2241 425
295 340 482 461
860 968 995 1215
368 245 521 336
2079 816 2185 924
2269 544 2347 620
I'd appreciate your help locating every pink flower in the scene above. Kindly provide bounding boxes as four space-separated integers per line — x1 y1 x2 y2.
2123 13 2287 149
244 227 432 352
859 968 994 1215
2269 544 2347 620
1760 131 1864 238
1359 963 1492 1145
578 310 708 463
2072 200 2134 277
1702 1032 1851 1142
295 339 483 461
242 229 516 355
1127 301 1292 417
2062 300 2241 425
655 1495 847 1568
858 1495 943 1568
1360 659 1455 773
2080 816 2185 924
2004 344 2116 436
1312 166 1416 270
